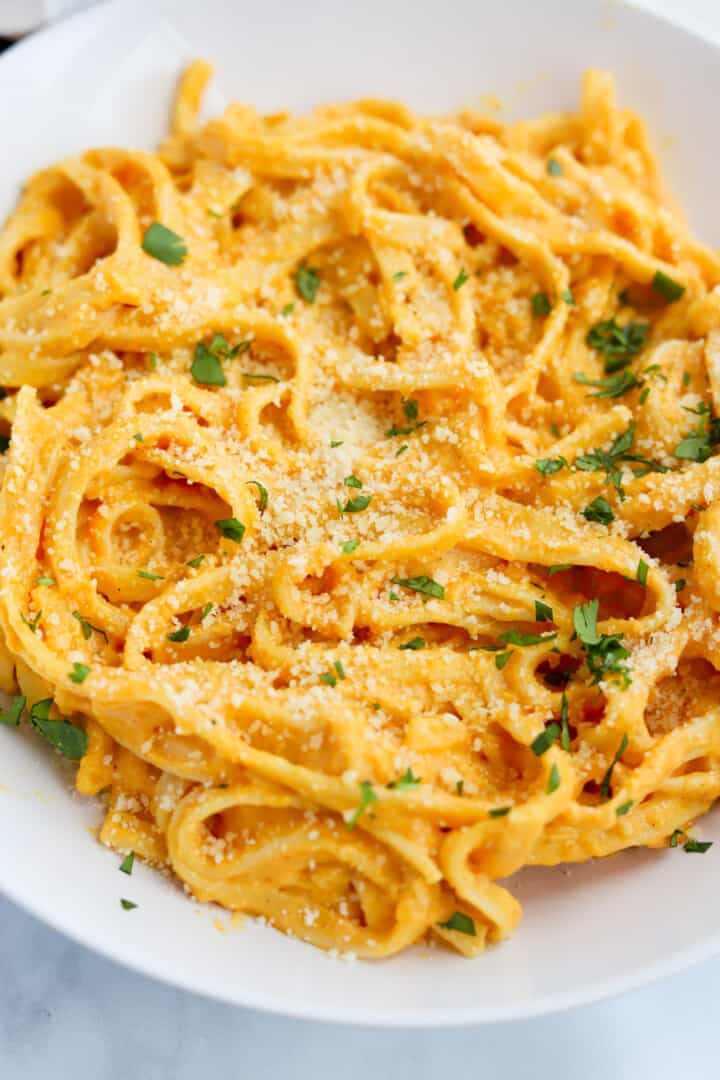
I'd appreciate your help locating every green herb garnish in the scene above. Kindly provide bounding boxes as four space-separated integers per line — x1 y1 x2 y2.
437 912 476 936
167 626 190 643
0 695 25 727
530 723 560 756
30 698 87 760
295 263 320 302
586 318 649 372
346 780 377 830
388 768 422 790
452 268 469 290
652 269 685 303
546 762 561 794
119 852 135 875
535 600 553 622
599 733 629 800
391 575 445 600
141 223 187 265
582 496 614 525
246 480 268 512
399 637 425 651
532 292 552 317
215 518 246 542
69 662 91 684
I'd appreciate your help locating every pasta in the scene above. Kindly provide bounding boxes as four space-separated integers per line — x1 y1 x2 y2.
0 62 719 960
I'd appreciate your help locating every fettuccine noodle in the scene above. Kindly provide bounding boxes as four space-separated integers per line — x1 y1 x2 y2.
0 64 719 959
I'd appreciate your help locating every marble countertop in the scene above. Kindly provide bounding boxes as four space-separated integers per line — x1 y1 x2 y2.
2 2 720 1077
2 892 720 1079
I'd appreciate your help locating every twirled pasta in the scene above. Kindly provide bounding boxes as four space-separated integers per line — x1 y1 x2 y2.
1 64 719 959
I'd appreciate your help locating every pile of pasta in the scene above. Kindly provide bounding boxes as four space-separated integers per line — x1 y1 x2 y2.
0 63 719 959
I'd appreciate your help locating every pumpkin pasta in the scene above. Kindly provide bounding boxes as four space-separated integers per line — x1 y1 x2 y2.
0 63 719 958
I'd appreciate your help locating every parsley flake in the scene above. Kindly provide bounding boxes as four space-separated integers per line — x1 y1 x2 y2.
137 569 164 581
452 268 469 290
215 518 245 542
167 626 190 643
582 496 614 525
388 768 422 790
295 263 320 302
30 699 87 760
573 369 640 398
683 837 712 853
616 799 634 817
342 494 372 513
399 637 425 651
120 899 138 910
391 575 445 600
246 480 268 512
69 662 91 684
636 559 649 587
344 475 362 488
652 269 685 303
437 912 476 936
535 600 553 622
119 852 135 875
586 318 649 372
488 806 511 818
495 650 512 670
546 158 563 176
341 539 360 554
141 223 187 265
346 780 377 830
532 292 552 317
560 692 571 751
546 762 561 794
531 723 560 756
0 695 25 727
535 456 567 476
599 733 629 800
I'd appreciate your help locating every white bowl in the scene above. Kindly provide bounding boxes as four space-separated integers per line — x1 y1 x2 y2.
1 0 719 1026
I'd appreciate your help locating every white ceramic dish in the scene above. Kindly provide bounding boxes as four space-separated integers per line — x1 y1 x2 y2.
1 0 719 1027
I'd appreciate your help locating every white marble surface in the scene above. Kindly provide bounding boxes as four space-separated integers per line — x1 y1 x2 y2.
1 891 720 1079
3 1 720 1077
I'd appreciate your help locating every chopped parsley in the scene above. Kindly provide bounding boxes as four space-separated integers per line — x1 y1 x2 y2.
120 899 138 910
342 494 372 513
141 222 187 265
573 599 631 687
133 433 144 443
495 650 512 670
535 456 567 476
562 289 575 305
488 806 511 817
191 333 244 387
137 569 164 581
20 611 42 634
330 440 343 448
215 518 246 542
392 270 408 281
295 263 320 302
399 637 425 651
575 422 665 498
119 852 135 875
281 302 295 317
499 629 556 647
546 762 561 794
616 799 634 817
346 780 377 830
0 695 25 727
573 369 640 398
390 575 445 600
652 269 685 303
187 556 205 569
546 158 563 176
72 611 108 641
548 563 573 575
437 912 476 936
68 662 91 684
30 698 87 760
636 559 649 586
388 768 422 790
675 578 686 592
344 475 362 488
674 402 720 463
586 318 649 372
599 733 629 800
333 660 346 680
535 600 554 622
200 602 213 621
167 626 191 643
402 398 418 421
452 268 469 290
530 722 560 756
246 480 268 512
242 372 279 383
560 692 570 751
582 496 614 525
683 837 712 853
341 539 360 554
320 671 338 687
531 292 552 317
